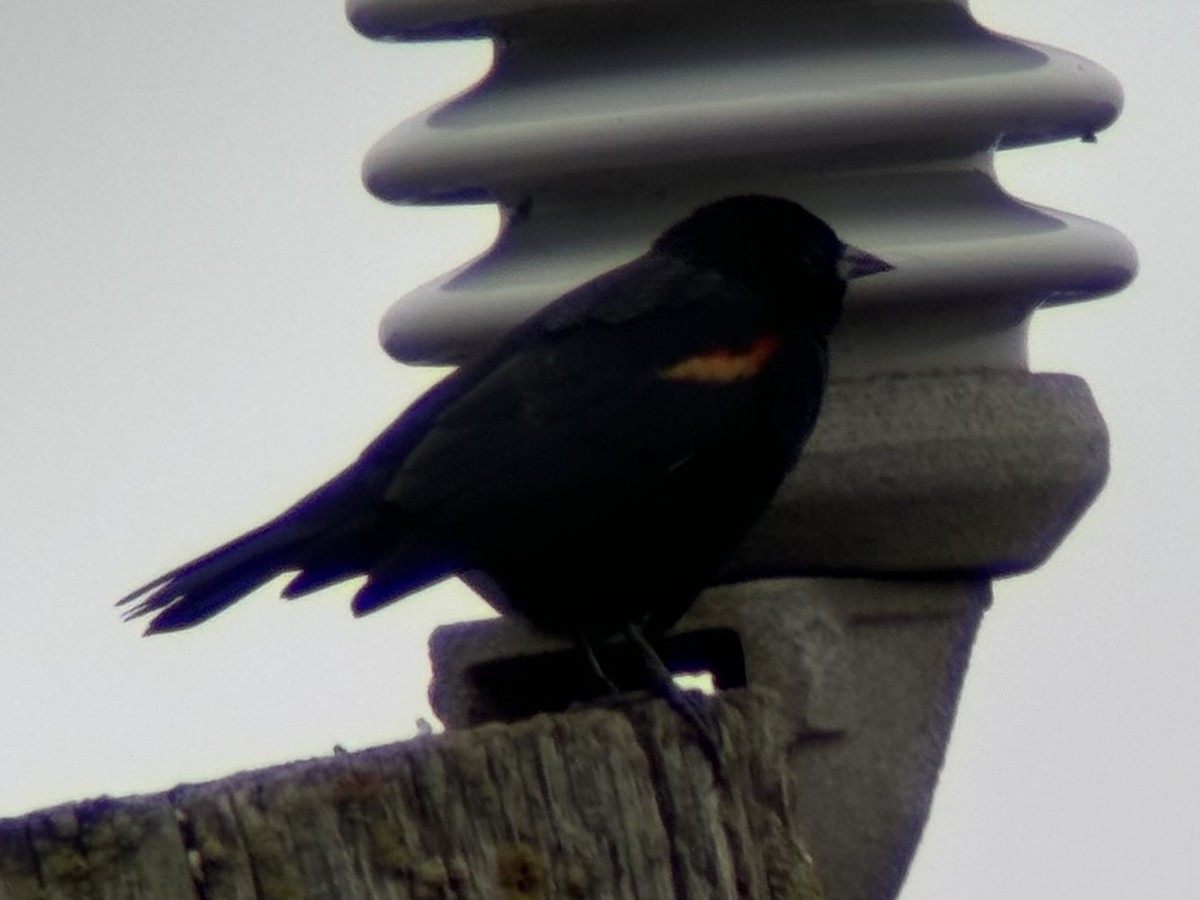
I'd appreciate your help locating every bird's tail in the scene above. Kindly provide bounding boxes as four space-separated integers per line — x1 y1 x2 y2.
117 514 316 634
118 467 456 633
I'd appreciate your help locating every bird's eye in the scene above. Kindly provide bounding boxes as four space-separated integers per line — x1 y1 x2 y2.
799 250 830 272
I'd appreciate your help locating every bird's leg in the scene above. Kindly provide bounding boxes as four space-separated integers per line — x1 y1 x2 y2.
623 623 723 768
574 632 622 697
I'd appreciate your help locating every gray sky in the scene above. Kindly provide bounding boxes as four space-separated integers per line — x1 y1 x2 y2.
1 2 1195 898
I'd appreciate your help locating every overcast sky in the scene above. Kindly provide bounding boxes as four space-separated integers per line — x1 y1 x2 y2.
1 2 1195 898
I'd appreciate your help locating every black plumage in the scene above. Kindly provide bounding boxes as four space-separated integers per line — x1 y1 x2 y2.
120 196 889 648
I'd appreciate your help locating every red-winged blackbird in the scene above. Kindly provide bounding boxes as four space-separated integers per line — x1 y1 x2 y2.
120 196 889 648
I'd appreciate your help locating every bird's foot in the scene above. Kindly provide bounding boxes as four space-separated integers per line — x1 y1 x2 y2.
623 624 724 772
574 632 623 697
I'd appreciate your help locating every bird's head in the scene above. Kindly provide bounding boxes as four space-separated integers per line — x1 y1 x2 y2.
654 194 891 335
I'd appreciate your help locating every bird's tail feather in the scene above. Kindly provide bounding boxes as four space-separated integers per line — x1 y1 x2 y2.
278 519 380 599
119 506 455 632
350 542 457 616
117 516 314 633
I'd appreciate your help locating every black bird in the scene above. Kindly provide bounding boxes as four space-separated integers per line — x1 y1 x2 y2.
120 196 889 698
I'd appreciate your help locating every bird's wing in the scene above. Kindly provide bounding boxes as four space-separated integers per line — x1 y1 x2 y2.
374 253 783 527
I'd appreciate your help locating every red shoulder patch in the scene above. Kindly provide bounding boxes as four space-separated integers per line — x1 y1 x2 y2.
658 334 782 384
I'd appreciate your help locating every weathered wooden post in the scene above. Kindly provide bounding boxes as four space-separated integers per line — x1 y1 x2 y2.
0 694 820 899
0 1 1132 897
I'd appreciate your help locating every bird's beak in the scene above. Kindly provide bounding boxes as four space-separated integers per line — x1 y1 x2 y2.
838 244 893 281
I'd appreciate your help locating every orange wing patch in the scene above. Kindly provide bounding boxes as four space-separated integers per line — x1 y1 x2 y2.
658 334 782 383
